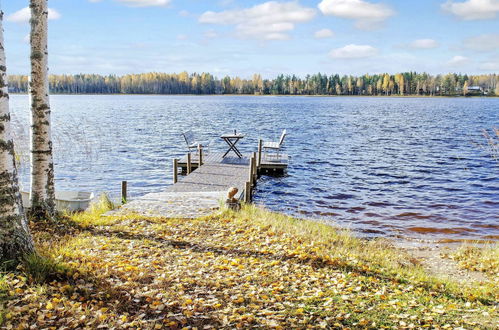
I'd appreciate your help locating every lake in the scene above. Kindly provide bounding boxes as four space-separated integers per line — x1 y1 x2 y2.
10 95 499 242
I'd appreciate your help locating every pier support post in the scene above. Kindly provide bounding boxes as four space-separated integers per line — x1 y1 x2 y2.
252 152 257 183
249 156 255 187
121 181 127 204
187 152 192 174
245 181 252 203
173 159 178 184
257 139 262 170
198 144 203 167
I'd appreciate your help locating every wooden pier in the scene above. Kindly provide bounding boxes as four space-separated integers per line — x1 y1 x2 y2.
111 143 288 218
175 155 250 199
175 150 288 202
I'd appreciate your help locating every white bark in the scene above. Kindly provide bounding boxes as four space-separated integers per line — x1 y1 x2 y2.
0 11 35 262
30 0 55 217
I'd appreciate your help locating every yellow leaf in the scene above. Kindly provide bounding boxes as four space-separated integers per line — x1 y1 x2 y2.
358 319 369 326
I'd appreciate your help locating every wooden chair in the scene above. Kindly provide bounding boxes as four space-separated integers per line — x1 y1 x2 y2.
181 131 209 153
263 129 287 159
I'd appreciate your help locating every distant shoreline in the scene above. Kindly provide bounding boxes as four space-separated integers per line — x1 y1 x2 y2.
10 93 499 98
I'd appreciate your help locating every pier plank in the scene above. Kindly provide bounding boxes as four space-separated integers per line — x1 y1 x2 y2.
169 162 249 193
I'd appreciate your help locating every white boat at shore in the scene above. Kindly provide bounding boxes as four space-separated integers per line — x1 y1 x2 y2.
21 191 95 212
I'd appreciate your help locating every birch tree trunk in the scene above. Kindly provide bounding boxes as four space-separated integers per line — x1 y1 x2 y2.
30 0 55 218
0 11 36 262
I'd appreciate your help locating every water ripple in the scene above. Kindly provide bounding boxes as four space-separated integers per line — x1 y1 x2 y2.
10 95 499 242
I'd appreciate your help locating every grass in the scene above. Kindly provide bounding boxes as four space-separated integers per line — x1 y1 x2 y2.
0 203 497 328
231 206 498 303
65 193 117 228
450 244 499 277
20 254 69 283
0 275 8 324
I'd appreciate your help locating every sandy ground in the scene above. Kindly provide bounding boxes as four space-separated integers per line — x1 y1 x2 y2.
395 241 491 283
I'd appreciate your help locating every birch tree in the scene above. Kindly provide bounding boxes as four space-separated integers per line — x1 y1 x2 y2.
0 11 35 262
382 74 390 95
30 0 55 218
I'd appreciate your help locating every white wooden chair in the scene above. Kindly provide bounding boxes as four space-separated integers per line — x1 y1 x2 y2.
263 129 287 159
181 131 210 153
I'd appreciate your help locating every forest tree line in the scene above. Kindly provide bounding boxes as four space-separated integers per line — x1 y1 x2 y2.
7 72 499 96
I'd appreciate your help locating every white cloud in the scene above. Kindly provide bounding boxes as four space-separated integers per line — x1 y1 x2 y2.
479 60 499 70
329 44 378 59
408 39 439 49
115 0 171 6
318 0 395 30
447 55 469 66
199 1 316 40
7 7 61 23
442 0 499 20
463 34 499 51
314 28 335 38
89 0 171 6
49 9 62 20
177 34 188 40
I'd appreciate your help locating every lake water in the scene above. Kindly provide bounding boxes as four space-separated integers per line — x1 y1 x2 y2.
10 95 499 242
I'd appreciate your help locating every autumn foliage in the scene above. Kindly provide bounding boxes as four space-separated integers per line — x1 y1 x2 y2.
7 72 499 96
0 204 497 328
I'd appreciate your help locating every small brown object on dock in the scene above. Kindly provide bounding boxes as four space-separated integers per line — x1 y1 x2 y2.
226 187 241 211
227 187 238 200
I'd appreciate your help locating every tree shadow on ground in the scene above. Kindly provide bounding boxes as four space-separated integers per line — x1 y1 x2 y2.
86 225 413 287
83 222 499 306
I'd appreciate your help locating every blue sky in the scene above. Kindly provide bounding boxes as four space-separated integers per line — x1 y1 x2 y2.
2 0 499 78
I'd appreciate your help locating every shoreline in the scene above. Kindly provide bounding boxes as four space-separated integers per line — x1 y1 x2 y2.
282 211 499 247
295 210 497 283
9 92 499 98
249 206 498 285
